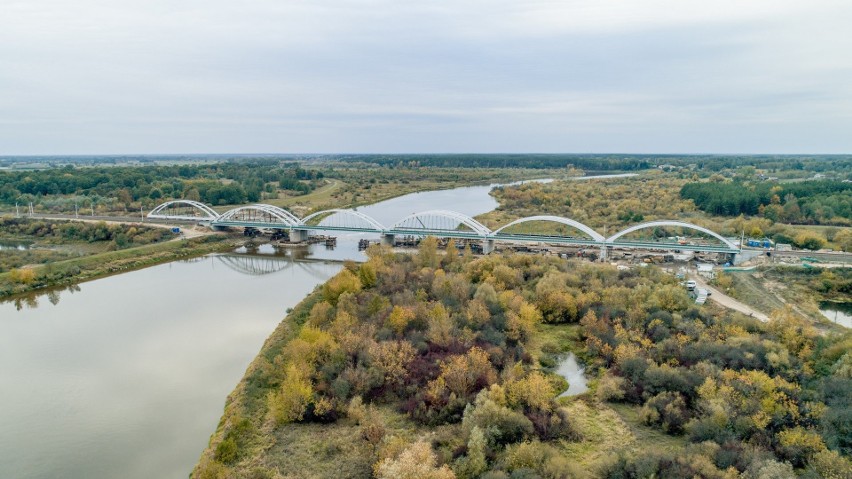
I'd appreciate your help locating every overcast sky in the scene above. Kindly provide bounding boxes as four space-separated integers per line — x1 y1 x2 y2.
2 1 851 155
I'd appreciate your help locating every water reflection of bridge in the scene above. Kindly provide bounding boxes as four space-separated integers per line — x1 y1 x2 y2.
214 253 335 280
149 200 742 260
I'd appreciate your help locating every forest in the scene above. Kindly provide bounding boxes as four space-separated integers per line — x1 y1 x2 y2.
194 244 851 479
0 160 323 211
680 181 852 225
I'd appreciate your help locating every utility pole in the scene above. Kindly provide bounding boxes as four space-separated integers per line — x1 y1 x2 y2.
15 202 19 217
75 202 78 218
141 206 144 222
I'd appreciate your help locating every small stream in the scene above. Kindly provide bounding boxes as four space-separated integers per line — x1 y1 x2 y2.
556 352 588 397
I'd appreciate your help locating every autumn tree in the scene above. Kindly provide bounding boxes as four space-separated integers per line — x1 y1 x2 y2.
369 340 415 390
322 268 362 305
358 261 377 288
269 363 314 424
387 305 415 335
417 236 440 268
834 228 852 252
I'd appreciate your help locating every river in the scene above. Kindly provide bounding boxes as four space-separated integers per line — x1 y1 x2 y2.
0 180 527 479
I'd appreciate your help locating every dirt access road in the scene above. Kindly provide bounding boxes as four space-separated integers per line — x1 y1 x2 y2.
691 275 770 322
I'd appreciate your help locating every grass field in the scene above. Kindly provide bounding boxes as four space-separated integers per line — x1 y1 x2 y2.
553 400 688 478
726 270 788 316
253 178 344 212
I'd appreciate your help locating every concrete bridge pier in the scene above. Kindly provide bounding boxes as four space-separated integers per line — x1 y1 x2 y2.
289 228 308 243
731 251 758 265
600 245 610 262
381 233 395 247
482 239 495 254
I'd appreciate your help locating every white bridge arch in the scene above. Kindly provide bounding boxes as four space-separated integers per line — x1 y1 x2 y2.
147 200 219 221
606 220 739 249
491 215 605 242
300 209 385 232
215 204 300 227
391 210 492 237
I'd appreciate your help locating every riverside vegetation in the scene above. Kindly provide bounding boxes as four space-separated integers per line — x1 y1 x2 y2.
0 217 231 298
194 241 851 479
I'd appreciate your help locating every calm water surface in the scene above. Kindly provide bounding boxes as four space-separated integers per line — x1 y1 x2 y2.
556 352 589 397
0 180 545 479
819 301 852 329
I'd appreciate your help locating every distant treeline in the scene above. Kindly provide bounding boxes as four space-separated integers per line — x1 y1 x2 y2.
668 155 852 173
333 154 654 170
680 180 852 224
0 160 322 207
328 154 852 173
4 154 850 174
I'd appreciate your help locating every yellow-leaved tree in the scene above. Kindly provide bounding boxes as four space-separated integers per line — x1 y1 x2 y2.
269 363 313 424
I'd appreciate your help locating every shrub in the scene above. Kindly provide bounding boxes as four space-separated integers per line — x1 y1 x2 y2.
596 373 626 402
794 232 825 251
462 389 534 445
9 268 36 284
639 392 690 434
374 440 456 479
214 437 238 464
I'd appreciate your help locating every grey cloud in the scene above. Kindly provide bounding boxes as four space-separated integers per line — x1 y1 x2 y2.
0 0 850 154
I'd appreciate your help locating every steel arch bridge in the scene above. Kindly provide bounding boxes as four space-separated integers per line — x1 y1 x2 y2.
215 204 301 228
491 215 606 245
605 220 740 251
390 209 493 239
148 200 741 256
300 209 385 233
148 200 219 221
